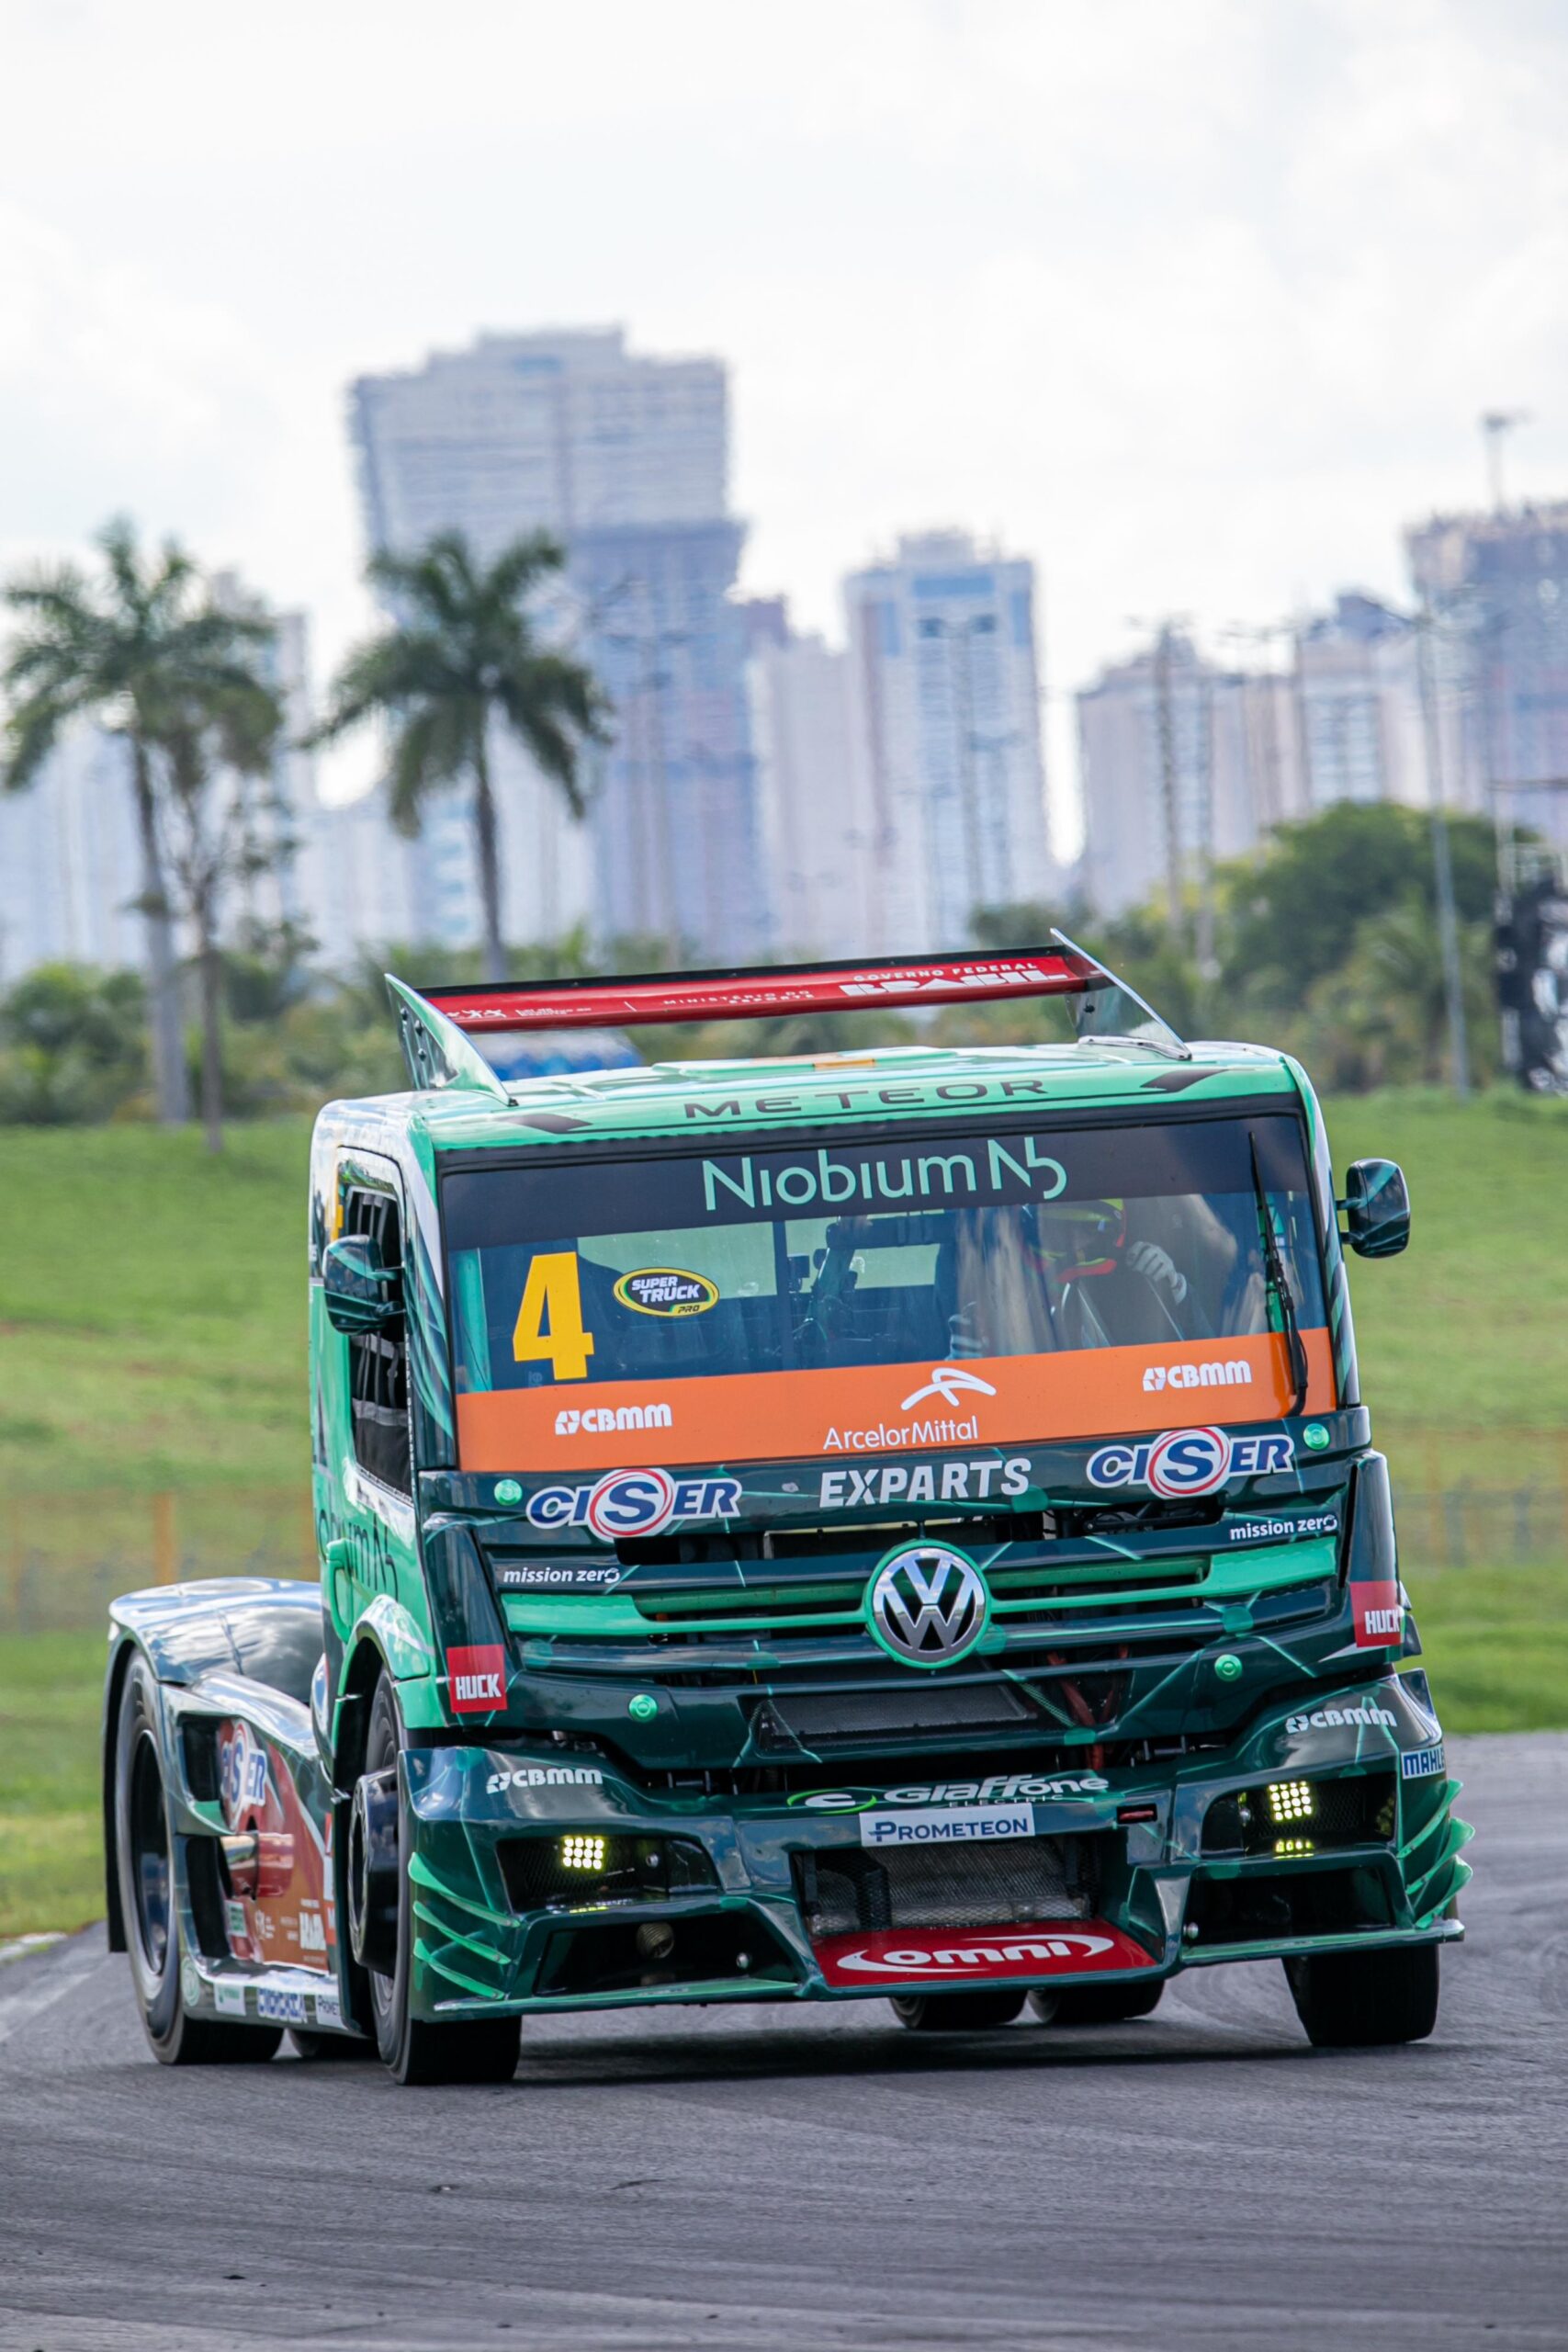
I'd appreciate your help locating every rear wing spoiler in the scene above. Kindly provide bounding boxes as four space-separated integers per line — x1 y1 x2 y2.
386 933 1186 1095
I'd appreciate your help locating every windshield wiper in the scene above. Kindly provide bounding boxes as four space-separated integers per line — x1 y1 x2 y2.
1250 1137 1309 1417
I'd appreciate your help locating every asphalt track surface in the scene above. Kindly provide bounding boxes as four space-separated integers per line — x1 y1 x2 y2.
3 1734 1565 2352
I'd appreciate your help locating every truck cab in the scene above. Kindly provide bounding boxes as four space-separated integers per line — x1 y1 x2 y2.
103 944 1470 2080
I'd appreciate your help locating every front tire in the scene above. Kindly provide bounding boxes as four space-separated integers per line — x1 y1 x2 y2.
1284 1944 1439 2048
113 1653 282 2066
889 1990 1027 2032
358 1673 521 2086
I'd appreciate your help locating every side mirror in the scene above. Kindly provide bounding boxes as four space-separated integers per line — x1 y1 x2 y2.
322 1234 402 1332
1339 1159 1411 1259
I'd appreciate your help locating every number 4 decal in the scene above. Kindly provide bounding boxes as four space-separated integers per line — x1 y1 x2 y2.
513 1251 595 1382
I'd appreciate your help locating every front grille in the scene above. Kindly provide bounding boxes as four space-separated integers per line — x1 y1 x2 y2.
755 1680 1038 1747
794 1834 1103 1939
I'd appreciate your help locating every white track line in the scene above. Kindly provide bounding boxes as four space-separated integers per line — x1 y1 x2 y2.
0 1932 106 2045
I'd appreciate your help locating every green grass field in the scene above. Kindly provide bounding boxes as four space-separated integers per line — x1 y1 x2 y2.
0 1089 1563 1937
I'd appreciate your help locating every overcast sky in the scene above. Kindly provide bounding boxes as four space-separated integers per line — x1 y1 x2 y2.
4 0 1567 843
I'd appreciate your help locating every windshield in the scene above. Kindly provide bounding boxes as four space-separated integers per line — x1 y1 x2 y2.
443 1114 1333 1473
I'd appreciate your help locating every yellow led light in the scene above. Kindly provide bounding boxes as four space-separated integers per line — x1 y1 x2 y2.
1274 1837 1316 1857
559 1834 606 1871
1267 1780 1315 1824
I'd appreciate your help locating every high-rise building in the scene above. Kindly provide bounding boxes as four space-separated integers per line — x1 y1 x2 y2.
1077 633 1268 919
348 327 768 958
0 724 143 981
1292 594 1425 814
1077 599 1431 919
1407 502 1568 850
744 600 874 959
842 532 1054 949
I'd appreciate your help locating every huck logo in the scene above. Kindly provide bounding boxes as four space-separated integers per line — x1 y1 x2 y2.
446 1643 507 1714
867 1544 989 1668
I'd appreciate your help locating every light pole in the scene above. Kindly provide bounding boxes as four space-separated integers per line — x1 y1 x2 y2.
1414 600 1472 1099
603 616 689 960
920 613 996 934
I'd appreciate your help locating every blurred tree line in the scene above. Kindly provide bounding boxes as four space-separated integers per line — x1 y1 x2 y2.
0 801 1507 1124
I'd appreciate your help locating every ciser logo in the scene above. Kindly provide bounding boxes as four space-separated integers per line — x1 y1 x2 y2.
1087 1426 1293 1498
525 1468 741 1541
1142 1359 1252 1394
446 1643 507 1714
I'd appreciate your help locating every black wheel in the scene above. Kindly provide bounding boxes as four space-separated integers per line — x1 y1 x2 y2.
288 2029 374 2062
889 1990 1027 2032
357 1674 521 2086
113 1653 282 2066
1284 1944 1439 2049
1036 1980 1166 2027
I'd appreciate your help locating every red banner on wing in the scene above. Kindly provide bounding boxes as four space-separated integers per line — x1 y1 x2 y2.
423 951 1102 1033
814 1921 1158 1987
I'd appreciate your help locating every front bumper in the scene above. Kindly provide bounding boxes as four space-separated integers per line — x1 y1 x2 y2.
397 1670 1472 2019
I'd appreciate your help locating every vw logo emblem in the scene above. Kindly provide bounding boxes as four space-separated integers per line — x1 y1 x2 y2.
867 1544 990 1670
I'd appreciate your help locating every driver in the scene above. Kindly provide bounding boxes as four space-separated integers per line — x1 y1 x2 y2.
940 1198 1195 1356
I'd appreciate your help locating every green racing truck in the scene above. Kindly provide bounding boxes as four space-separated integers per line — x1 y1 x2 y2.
102 940 1471 2082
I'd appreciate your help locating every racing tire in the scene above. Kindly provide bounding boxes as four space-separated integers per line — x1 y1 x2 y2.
360 1673 522 2087
1284 1944 1439 2049
889 1991 1028 2032
1032 1981 1166 2027
113 1652 283 2066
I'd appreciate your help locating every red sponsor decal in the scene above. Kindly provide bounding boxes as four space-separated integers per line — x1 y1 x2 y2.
446 1643 508 1714
813 1919 1157 1987
1352 1581 1404 1648
423 950 1101 1034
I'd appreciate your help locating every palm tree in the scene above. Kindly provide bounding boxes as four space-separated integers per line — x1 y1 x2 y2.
310 532 610 984
1 520 276 1125
157 673 286 1153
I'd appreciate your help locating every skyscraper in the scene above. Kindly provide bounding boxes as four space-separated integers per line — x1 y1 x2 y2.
743 599 874 958
1407 502 1568 851
1292 594 1424 814
1077 632 1268 920
348 328 768 958
842 533 1054 949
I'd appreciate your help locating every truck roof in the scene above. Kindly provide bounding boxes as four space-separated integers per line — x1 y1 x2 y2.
397 1036 1301 1157
344 946 1305 1158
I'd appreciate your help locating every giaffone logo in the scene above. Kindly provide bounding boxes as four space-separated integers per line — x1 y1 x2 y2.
555 1402 672 1436
1142 1359 1252 1394
837 1932 1116 1975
